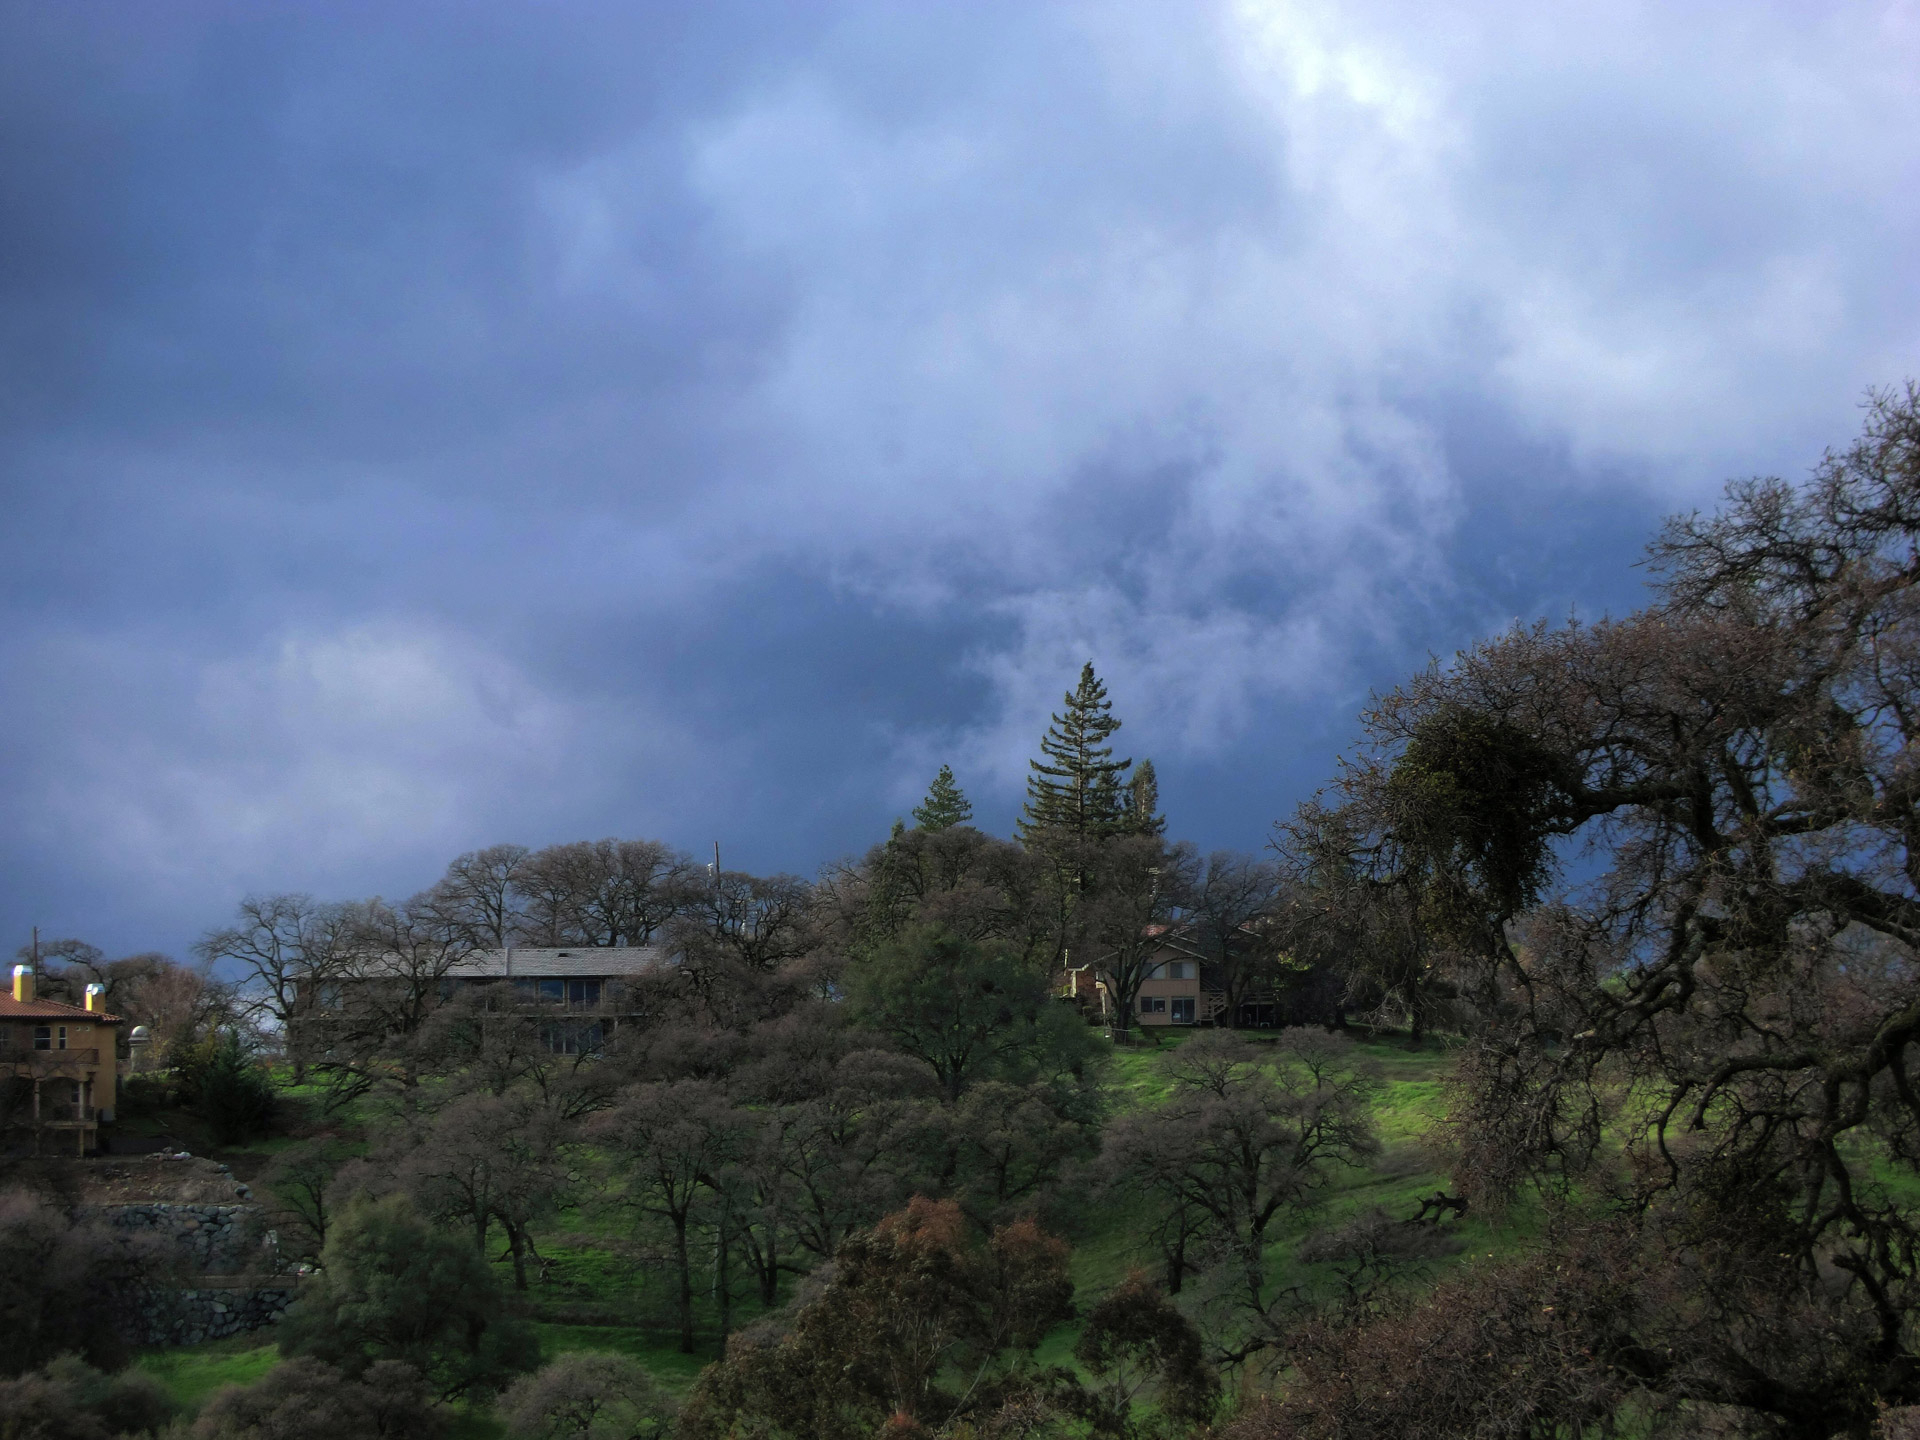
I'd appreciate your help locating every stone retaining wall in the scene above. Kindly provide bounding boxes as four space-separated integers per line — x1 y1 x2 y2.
132 1278 299 1347
68 1158 295 1345
89 1200 276 1273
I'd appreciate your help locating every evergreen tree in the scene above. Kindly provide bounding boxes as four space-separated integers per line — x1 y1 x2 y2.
862 819 915 949
1017 662 1133 846
911 765 973 831
1125 758 1165 837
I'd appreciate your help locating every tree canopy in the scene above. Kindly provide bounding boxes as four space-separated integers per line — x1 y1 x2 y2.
912 764 974 831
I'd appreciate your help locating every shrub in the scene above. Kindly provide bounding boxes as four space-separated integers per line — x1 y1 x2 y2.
276 1193 539 1398
189 1358 445 1440
173 1032 277 1145
0 1354 174 1438
0 1192 163 1375
498 1353 674 1440
680 1198 1076 1440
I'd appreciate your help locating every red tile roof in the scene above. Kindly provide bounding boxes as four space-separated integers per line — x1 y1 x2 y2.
0 995 123 1022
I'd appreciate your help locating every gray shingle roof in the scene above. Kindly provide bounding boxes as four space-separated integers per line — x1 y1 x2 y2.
444 947 673 980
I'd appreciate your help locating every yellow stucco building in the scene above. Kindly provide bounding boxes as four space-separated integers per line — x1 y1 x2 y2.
1 964 123 1155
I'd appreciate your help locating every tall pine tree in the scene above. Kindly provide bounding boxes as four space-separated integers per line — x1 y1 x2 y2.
1018 662 1133 846
1126 757 1165 836
912 764 973 831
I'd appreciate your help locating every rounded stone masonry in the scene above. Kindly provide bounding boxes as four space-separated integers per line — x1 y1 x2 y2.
63 1155 296 1346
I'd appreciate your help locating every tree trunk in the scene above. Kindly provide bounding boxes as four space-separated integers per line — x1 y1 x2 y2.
716 1210 733 1346
505 1220 529 1290
758 1224 779 1307
674 1211 695 1354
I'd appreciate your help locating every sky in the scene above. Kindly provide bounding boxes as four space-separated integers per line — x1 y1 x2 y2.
3 0 1918 962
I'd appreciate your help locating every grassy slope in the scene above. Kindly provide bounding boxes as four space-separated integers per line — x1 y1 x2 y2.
139 1029 1538 1419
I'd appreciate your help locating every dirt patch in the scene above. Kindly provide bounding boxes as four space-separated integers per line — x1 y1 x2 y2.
57 1155 249 1205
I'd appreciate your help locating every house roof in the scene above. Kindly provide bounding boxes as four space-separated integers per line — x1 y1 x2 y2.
446 947 673 980
0 994 123 1022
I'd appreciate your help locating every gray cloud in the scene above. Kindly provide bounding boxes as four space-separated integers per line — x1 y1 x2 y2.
2 0 1916 956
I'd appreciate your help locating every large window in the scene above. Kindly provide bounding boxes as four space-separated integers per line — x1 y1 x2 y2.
542 1021 604 1056
1139 996 1167 1015
1155 961 1193 981
566 980 601 1009
1170 997 1195 1024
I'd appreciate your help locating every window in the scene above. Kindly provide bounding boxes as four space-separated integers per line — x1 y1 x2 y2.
1153 961 1193 981
317 982 345 1011
57 1026 67 1050
1170 997 1196 1024
566 980 601 1009
1139 996 1167 1015
33 1026 51 1051
539 979 565 1004
542 1021 604 1056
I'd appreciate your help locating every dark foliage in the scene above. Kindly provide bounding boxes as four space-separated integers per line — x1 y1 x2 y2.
0 1356 173 1439
845 925 1097 1103
189 1358 447 1440
1075 1275 1216 1437
497 1353 674 1440
0 1192 163 1376
277 1193 539 1398
1097 1030 1377 1336
679 1198 1077 1440
1276 386 1920 1432
171 1031 277 1146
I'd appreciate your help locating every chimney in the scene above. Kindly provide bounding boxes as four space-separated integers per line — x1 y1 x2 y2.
85 984 105 1012
12 965 34 1003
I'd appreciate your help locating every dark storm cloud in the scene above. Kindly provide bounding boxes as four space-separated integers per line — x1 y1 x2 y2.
2 0 1916 957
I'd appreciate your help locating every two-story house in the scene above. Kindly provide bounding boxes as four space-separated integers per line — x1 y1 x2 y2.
1 965 123 1155
297 946 673 1056
1065 925 1228 1030
439 946 671 1053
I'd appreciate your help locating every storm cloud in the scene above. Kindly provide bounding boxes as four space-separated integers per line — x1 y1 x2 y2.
3 0 1917 956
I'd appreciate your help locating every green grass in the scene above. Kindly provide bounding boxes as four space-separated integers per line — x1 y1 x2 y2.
533 1324 713 1394
136 1336 280 1411
136 1026 1514 1426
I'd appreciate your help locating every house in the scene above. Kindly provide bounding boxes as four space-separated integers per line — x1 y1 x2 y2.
1 965 123 1154
438 946 672 1053
1064 926 1228 1030
298 946 673 1055
1067 921 1295 1031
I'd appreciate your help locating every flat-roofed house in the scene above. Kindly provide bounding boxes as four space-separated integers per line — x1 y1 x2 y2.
441 947 672 1053
1 965 123 1155
299 946 674 1057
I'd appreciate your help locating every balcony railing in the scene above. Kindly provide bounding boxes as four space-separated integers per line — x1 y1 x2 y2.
1 1048 102 1072
38 1105 96 1124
